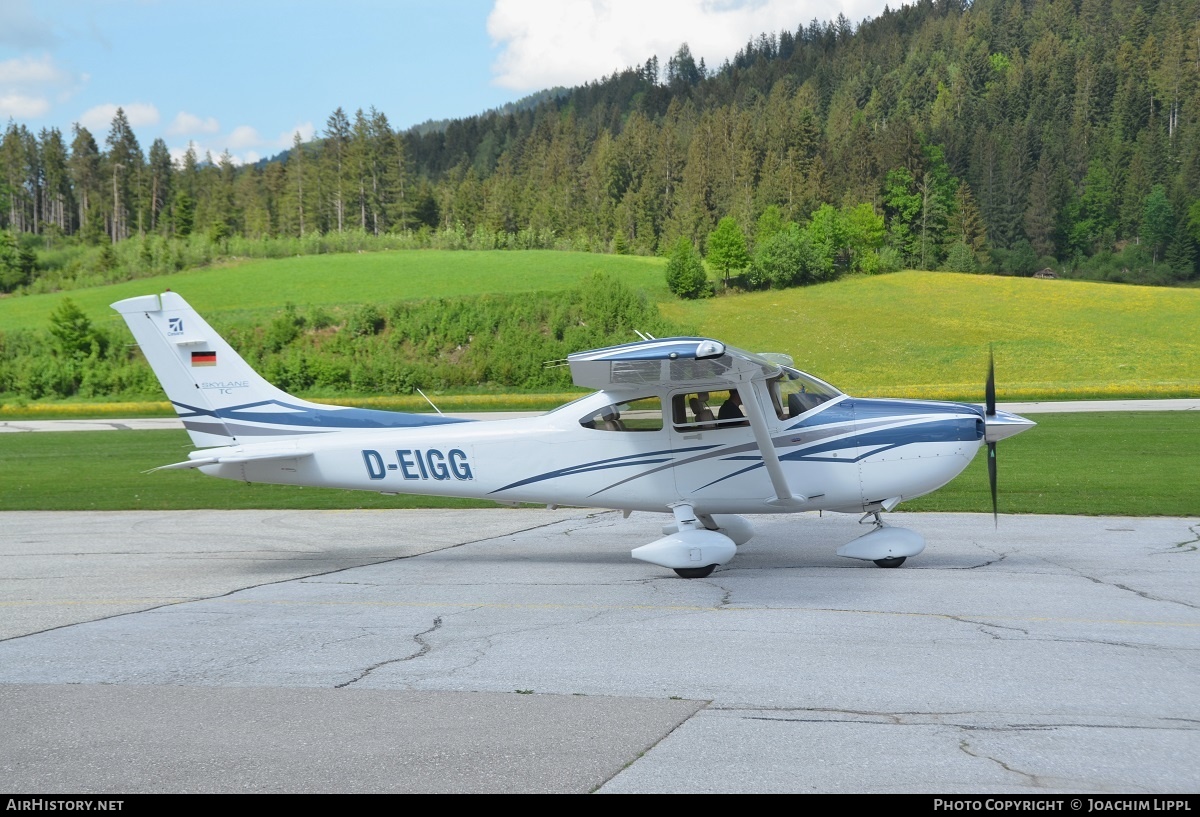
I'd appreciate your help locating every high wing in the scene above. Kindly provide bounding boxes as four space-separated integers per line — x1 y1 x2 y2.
568 337 805 507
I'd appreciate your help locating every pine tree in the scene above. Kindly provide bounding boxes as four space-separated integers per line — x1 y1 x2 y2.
1141 184 1173 264
39 127 72 237
324 108 351 232
146 138 173 234
103 107 144 242
947 181 988 263
68 125 101 241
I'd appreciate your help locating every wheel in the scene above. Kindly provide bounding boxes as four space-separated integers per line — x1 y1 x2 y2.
873 557 906 568
674 565 717 579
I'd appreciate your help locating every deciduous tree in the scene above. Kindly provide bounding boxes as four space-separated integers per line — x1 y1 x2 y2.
706 216 750 288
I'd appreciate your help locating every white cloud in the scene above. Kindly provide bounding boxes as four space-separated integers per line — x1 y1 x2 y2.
278 122 315 147
0 53 80 121
226 125 261 149
0 53 70 85
167 111 220 136
164 122 311 169
79 102 160 132
0 92 50 118
487 0 882 90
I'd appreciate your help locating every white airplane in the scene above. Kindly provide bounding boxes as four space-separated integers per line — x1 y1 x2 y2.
113 291 1035 579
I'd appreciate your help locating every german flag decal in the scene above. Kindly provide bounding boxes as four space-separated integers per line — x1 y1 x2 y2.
191 351 217 367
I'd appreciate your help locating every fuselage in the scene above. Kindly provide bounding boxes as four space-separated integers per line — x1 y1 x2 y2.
196 385 987 517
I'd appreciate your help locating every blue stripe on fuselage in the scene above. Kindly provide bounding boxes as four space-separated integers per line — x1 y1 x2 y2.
788 397 984 431
172 399 472 430
490 445 718 494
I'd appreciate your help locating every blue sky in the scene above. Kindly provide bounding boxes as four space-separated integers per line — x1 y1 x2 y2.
1 0 892 165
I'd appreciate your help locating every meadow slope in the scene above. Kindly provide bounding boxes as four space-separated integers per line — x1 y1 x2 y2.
0 250 669 332
663 271 1200 400
1 251 1196 402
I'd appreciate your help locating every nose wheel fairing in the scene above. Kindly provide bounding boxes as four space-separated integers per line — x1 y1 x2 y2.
836 520 926 565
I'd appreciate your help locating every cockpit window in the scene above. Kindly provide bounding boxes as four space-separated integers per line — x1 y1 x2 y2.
672 389 749 430
579 397 663 431
770 368 840 420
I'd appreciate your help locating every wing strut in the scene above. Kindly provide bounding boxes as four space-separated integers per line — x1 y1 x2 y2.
740 376 807 508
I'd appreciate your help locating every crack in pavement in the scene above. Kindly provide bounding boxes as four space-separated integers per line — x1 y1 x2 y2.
948 616 1031 638
1159 524 1200 555
719 707 1200 733
334 615 443 688
961 551 1011 570
1076 573 1200 612
958 738 1051 788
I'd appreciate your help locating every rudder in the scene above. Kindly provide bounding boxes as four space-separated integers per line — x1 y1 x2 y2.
112 291 470 448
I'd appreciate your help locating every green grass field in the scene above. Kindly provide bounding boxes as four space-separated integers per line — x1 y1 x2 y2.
0 429 495 511
2 412 1195 515
663 271 1200 401
0 249 669 332
2 252 1198 408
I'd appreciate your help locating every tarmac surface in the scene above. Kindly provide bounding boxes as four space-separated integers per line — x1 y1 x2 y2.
1 507 1198 793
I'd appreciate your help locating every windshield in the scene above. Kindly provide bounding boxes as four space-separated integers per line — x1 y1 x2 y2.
769 367 841 420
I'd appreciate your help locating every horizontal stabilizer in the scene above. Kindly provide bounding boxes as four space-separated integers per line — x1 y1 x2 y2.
149 450 313 472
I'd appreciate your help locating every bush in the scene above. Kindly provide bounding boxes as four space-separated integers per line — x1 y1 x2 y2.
747 224 816 289
665 237 712 299
942 241 980 273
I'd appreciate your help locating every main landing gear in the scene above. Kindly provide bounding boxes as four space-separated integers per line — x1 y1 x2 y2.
630 503 740 579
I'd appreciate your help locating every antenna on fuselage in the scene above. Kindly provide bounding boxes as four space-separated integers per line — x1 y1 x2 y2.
416 388 443 415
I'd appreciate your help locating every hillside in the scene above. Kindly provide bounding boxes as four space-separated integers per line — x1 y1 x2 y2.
4 0 1200 294
663 271 1200 400
2 253 1196 405
0 251 668 333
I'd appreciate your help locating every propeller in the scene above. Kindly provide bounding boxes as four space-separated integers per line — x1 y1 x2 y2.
985 346 998 527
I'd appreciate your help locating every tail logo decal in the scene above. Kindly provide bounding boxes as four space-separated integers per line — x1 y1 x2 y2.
167 317 184 336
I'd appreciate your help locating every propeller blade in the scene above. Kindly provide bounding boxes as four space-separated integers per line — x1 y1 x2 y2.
987 441 998 528
985 345 996 417
986 346 997 526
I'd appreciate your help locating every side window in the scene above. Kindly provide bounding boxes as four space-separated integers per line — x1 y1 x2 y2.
579 397 663 432
672 389 748 430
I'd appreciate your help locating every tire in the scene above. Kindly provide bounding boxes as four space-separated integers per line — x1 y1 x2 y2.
873 557 906 568
674 565 717 579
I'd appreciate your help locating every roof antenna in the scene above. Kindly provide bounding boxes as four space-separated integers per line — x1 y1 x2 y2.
416 388 443 415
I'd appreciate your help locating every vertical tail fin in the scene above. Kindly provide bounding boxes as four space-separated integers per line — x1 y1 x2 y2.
112 292 468 447
112 292 303 446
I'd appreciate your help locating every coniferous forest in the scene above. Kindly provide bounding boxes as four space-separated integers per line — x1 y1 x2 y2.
3 0 1200 294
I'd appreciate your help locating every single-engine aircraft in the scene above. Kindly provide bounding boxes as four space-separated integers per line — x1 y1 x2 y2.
113 291 1035 578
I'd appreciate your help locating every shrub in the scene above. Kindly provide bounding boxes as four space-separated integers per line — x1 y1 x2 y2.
665 237 712 299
